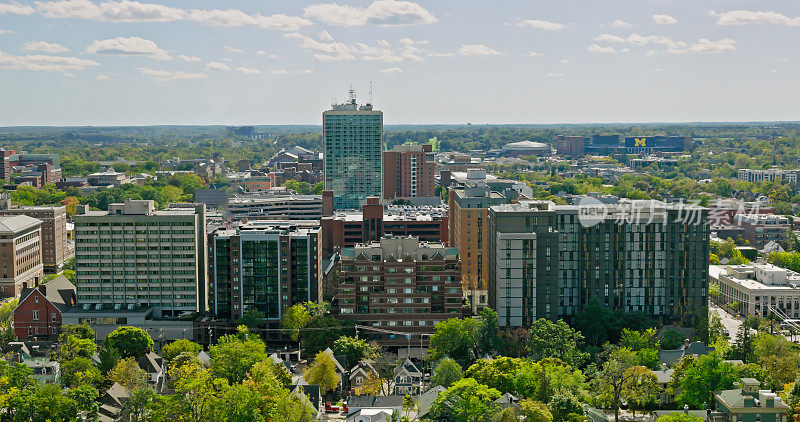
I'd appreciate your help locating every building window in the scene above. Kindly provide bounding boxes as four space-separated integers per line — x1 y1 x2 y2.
32 310 39 321
27 327 32 336
50 313 56 322
34 296 38 304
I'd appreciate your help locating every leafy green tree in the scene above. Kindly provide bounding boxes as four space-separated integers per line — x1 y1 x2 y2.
548 391 583 422
162 339 203 364
656 413 705 422
333 336 375 367
478 307 502 356
57 331 96 362
7 383 79 421
499 327 530 358
119 387 159 422
68 384 100 421
428 317 481 364
282 303 312 342
299 315 341 357
466 356 524 394
527 319 588 367
725 325 754 363
238 308 265 330
108 357 149 391
574 300 612 347
273 390 318 422
592 347 638 422
660 329 685 350
106 326 154 358
61 357 103 388
521 399 553 422
97 344 120 376
677 353 738 409
430 378 501 422
622 366 659 416
209 330 268 384
431 357 464 388
303 351 340 394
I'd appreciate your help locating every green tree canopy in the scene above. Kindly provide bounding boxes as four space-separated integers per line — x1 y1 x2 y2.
431 357 464 389
106 326 154 358
527 319 589 367
430 378 502 422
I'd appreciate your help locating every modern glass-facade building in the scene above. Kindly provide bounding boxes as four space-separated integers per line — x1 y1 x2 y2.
208 221 321 323
488 200 709 328
323 91 383 210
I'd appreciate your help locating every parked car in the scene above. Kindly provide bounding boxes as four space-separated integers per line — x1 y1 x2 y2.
325 403 340 413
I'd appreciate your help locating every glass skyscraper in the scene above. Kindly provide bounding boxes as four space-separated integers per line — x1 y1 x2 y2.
323 90 383 210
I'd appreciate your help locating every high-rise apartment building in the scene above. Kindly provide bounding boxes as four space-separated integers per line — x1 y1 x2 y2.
383 144 435 200
74 200 207 318
0 197 70 273
448 181 524 312
334 236 462 345
0 215 44 297
323 90 383 210
208 221 321 324
487 200 709 328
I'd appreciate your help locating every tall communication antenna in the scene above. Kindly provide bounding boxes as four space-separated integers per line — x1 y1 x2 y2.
348 84 356 104
369 81 373 104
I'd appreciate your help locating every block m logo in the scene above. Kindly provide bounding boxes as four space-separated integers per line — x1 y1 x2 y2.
634 138 647 147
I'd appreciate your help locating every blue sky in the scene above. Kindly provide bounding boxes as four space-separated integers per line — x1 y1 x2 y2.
0 0 798 125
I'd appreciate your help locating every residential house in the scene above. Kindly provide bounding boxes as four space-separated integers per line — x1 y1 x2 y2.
346 409 398 422
136 352 165 392
13 276 76 340
414 385 446 420
97 382 130 422
394 358 423 396
349 360 379 395
713 378 790 422
658 339 714 367
654 367 676 405
286 382 322 415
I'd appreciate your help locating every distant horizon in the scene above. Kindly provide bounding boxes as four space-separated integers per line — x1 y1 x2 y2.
0 120 798 130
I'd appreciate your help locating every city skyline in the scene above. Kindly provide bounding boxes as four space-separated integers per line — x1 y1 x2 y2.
0 0 799 125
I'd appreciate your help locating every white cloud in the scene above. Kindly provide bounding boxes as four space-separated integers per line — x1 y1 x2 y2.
712 10 800 26
612 19 632 29
771 69 779 74
0 49 99 72
205 61 230 71
587 44 616 54
651 68 662 72
517 19 565 30
303 0 436 26
224 46 244 54
652 14 677 25
457 44 502 56
177 54 200 62
560 59 570 64
317 30 333 41
689 38 735 54
528 51 543 57
255 50 279 59
236 66 260 74
285 32 426 62
86 36 171 60
594 33 626 43
22 41 70 53
33 0 312 30
0 29 12 34
271 68 314 75
96 73 109 80
138 67 208 82
0 1 35 15
36 0 185 21
285 32 355 60
380 66 402 73
777 57 789 63
545 72 563 77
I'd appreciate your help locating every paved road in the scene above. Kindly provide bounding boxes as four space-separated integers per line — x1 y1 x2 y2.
709 301 742 338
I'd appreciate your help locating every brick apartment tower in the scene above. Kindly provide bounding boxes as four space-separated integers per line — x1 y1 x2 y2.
382 144 436 200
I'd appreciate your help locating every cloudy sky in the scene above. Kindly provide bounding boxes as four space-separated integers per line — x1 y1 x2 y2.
0 0 798 125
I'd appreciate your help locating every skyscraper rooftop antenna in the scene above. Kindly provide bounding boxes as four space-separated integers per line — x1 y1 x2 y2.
348 85 356 105
369 81 373 104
